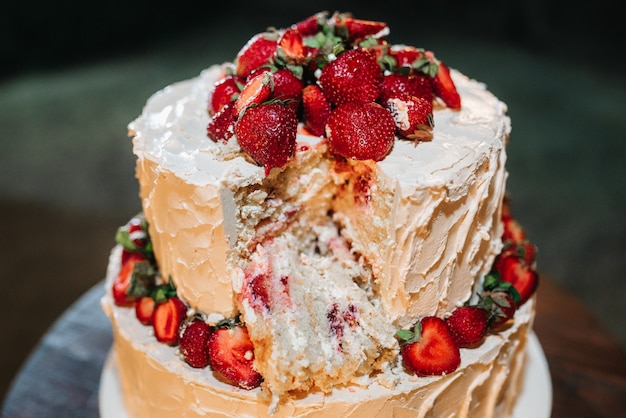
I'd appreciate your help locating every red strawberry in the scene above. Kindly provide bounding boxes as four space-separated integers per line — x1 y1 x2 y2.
397 316 461 376
501 240 537 266
271 68 303 107
502 216 526 242
180 319 212 368
126 216 148 249
208 321 262 389
234 102 298 175
234 71 274 116
278 28 307 64
379 73 433 104
495 254 539 306
446 306 490 348
235 32 278 78
152 296 187 345
135 296 155 325
388 46 423 68
112 252 146 306
432 62 461 109
318 48 383 106
209 75 242 115
334 14 388 42
207 102 237 143
325 101 395 161
486 293 517 329
302 84 332 136
292 12 325 36
386 94 434 141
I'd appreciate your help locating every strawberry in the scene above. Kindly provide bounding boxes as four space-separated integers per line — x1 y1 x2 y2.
379 73 433 104
388 46 423 68
180 319 212 368
235 32 279 78
135 296 155 325
501 240 537 266
386 94 434 141
302 84 332 136
397 316 461 376
209 75 243 116
480 271 520 327
318 48 383 106
292 12 325 36
485 293 517 329
271 68 303 108
502 216 526 242
233 71 274 116
446 306 490 348
152 296 187 345
494 254 539 306
432 61 461 110
234 101 298 175
277 28 307 65
112 252 146 306
208 319 262 389
116 215 152 262
325 101 395 161
334 13 388 43
207 102 237 143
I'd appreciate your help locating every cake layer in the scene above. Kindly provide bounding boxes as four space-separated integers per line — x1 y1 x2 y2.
102 246 533 418
130 65 510 328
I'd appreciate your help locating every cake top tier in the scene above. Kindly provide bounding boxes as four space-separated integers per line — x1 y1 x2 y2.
131 11 510 192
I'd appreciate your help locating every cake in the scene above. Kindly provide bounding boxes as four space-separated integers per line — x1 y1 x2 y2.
101 11 540 418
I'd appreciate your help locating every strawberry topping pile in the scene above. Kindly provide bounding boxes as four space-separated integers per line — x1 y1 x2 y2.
206 11 462 175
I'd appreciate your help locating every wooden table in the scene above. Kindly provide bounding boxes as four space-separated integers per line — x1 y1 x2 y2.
2 278 626 418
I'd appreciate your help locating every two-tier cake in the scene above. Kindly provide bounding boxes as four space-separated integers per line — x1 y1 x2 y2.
101 11 540 417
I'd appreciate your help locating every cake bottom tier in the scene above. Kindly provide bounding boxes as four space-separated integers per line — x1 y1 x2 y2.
101 261 535 418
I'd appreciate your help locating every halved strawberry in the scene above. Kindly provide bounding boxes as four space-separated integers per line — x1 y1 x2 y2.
388 46 423 68
233 72 274 116
302 84 332 136
334 13 388 43
432 62 461 109
209 75 243 116
135 296 155 325
446 306 490 348
112 252 146 306
292 12 325 36
318 48 382 106
325 101 395 161
207 102 237 143
208 319 262 389
397 316 461 376
152 296 187 345
494 254 539 306
278 28 307 65
180 319 212 368
235 32 279 78
234 101 298 175
386 94 434 141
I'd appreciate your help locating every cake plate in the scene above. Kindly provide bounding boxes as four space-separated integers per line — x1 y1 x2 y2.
99 332 552 417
